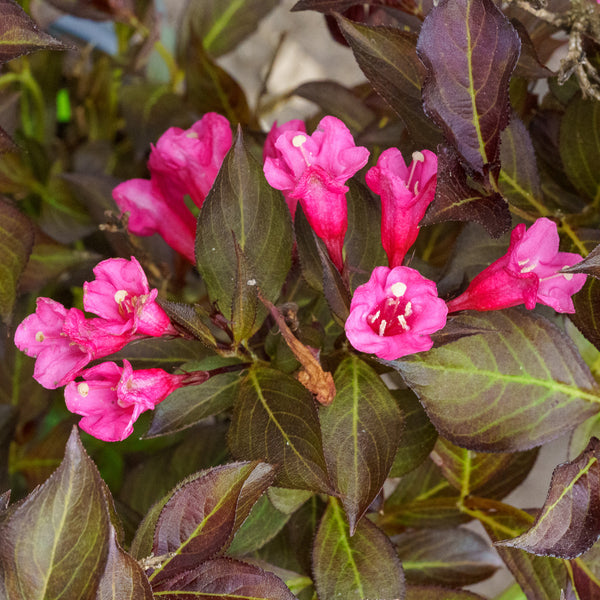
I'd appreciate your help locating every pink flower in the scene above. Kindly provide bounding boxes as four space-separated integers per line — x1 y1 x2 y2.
64 360 187 442
263 119 306 218
345 266 448 360
446 218 587 314
113 179 196 263
148 112 232 210
366 148 437 268
83 256 176 337
263 115 369 271
13 298 132 389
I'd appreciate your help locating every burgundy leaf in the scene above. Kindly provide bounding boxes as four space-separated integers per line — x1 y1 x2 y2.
420 146 511 237
417 0 521 174
497 438 600 558
152 557 296 599
43 0 134 21
0 0 69 63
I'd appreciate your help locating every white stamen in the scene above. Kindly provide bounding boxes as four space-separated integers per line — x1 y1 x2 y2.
247 279 256 286
397 315 410 330
114 289 128 304
186 131 199 139
35 331 45 342
563 273 574 281
520 261 538 274
517 258 529 267
404 301 413 317
378 319 387 336
412 151 425 163
369 310 380 323
414 182 419 195
390 282 407 297
292 134 307 148
77 383 90 397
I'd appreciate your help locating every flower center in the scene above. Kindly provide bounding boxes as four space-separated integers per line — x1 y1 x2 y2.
367 296 414 337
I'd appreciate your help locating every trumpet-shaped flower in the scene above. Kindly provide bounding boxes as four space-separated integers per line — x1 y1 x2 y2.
64 360 188 442
446 218 587 314
366 148 437 268
263 115 369 271
83 256 176 337
345 266 448 360
148 112 232 209
113 178 196 263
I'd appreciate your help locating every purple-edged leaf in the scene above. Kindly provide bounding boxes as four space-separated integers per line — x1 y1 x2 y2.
499 114 546 216
313 498 405 600
560 97 600 203
337 17 441 148
97 525 153 600
395 528 501 587
149 461 276 586
152 557 296 599
316 232 351 323
497 438 600 559
562 243 600 279
511 18 553 79
196 129 292 325
0 0 68 63
572 541 600 598
394 309 600 452
177 0 278 58
406 587 488 600
43 0 134 20
420 146 511 238
0 428 110 599
466 496 568 598
0 198 34 324
417 0 520 173
228 367 333 493
431 437 539 500
321 355 402 533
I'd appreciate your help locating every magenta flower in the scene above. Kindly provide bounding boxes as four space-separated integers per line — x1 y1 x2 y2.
83 256 176 337
263 119 306 218
148 112 232 209
13 298 132 389
366 148 438 268
263 115 369 271
113 178 196 263
447 218 587 314
345 266 448 360
64 360 187 442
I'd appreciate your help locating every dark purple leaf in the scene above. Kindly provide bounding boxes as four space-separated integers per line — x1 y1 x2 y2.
420 146 511 237
313 498 405 600
511 18 554 79
394 309 600 452
0 126 15 153
562 243 600 279
0 0 69 63
417 0 521 174
320 355 402 533
571 541 600 598
43 0 134 21
149 461 276 586
158 300 218 347
497 438 600 558
406 587 488 600
315 232 351 323
0 428 110 599
152 557 296 599
228 367 333 493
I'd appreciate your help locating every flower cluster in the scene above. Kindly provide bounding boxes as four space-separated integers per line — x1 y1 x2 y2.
14 257 195 441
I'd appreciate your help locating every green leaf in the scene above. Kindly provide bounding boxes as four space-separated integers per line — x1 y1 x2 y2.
337 17 441 149
417 0 520 174
266 487 312 515
107 337 208 369
394 309 600 451
312 497 405 600
431 437 539 500
395 527 501 587
96 525 153 600
0 428 110 600
231 240 259 344
560 97 600 203
0 0 68 63
158 300 218 348
196 129 292 327
146 371 241 437
177 0 279 58
498 437 600 558
499 114 546 216
465 496 568 599
151 557 296 598
390 389 438 478
321 355 402 533
228 367 332 493
0 198 34 324
149 461 276 586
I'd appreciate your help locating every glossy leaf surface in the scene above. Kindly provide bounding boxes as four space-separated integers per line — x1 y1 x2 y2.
394 309 600 451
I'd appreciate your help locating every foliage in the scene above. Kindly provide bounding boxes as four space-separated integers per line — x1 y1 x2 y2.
1 0 600 598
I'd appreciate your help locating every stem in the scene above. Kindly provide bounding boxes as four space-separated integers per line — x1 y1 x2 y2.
560 220 589 257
